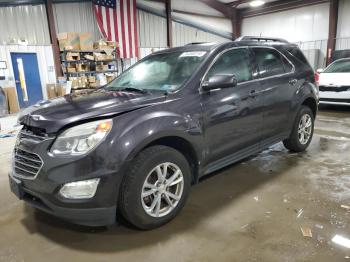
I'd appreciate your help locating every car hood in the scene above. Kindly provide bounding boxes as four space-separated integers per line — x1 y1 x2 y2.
319 73 350 86
18 89 167 133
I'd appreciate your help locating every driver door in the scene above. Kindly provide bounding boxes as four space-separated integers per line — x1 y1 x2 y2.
200 47 265 170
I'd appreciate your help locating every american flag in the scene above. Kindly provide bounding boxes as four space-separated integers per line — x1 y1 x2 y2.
93 0 139 59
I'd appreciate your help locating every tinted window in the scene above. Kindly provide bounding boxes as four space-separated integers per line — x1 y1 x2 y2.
285 46 309 65
254 48 292 78
324 59 350 73
206 48 252 83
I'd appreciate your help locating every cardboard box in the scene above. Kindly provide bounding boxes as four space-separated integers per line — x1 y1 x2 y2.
84 54 94 61
3 87 20 113
106 41 118 48
55 84 66 96
94 40 108 50
94 53 114 61
76 64 89 72
67 65 76 73
66 52 80 61
96 64 109 72
46 84 57 99
57 32 80 51
88 76 96 83
79 32 94 51
89 80 100 88
106 75 115 83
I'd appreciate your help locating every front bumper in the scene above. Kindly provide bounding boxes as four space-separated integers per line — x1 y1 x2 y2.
9 173 117 227
319 87 350 105
9 130 123 227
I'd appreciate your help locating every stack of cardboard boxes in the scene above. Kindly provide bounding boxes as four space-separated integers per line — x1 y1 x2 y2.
57 33 118 92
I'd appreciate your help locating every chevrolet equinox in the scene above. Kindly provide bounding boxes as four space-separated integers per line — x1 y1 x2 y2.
9 37 318 229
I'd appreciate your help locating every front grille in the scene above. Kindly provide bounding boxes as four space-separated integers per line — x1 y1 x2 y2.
319 85 350 92
18 127 48 143
13 148 43 179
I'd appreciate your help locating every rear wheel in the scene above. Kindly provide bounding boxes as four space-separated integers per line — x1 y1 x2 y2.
283 106 314 152
119 145 191 230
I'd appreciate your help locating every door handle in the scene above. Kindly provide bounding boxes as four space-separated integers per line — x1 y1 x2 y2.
15 80 20 84
289 79 298 86
249 90 258 98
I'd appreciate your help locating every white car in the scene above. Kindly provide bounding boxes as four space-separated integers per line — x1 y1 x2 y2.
317 58 350 106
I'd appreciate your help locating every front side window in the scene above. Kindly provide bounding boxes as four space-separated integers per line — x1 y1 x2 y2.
105 51 208 92
254 48 292 78
205 48 252 83
324 59 350 73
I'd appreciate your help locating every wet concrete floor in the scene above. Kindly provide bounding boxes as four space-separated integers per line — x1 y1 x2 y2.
0 105 349 262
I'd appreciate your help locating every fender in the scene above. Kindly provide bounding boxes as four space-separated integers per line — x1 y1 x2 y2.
288 80 318 131
106 108 204 172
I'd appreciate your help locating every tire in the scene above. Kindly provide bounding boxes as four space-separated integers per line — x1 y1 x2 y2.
119 145 191 230
283 106 314 152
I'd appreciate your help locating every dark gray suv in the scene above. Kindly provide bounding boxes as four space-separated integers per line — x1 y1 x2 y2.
9 37 318 229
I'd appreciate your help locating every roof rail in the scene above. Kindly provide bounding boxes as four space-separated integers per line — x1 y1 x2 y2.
235 36 289 43
185 42 211 45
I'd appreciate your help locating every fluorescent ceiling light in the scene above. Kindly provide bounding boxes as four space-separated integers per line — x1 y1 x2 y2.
250 0 265 7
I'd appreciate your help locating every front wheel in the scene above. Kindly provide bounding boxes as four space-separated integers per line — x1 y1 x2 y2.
283 106 314 152
119 145 191 230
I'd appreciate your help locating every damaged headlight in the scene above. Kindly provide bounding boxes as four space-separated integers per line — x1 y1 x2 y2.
50 119 113 156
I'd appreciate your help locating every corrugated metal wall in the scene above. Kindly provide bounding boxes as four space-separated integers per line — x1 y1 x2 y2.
53 2 100 40
0 45 56 100
0 4 50 45
172 21 229 47
138 10 167 48
241 3 330 43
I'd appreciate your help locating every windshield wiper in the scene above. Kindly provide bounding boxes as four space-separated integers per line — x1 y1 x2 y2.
114 87 149 94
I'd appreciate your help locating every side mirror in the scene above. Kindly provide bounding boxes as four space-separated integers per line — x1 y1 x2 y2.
202 74 237 91
316 68 324 73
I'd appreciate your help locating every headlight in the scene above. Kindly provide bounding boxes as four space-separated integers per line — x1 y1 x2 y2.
59 178 100 199
51 119 113 156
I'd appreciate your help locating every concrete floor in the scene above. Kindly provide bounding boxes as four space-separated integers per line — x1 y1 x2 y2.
0 105 349 262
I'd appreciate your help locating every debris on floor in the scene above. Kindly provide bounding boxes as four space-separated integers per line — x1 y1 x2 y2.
315 224 324 229
300 227 313 238
296 208 304 218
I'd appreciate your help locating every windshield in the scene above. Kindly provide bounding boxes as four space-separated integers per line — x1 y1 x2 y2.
105 51 207 92
324 59 350 73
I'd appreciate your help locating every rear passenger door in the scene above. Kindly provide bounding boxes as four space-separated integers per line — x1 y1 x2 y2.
251 47 296 142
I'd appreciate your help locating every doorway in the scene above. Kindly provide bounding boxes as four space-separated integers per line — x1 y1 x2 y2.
10 52 43 108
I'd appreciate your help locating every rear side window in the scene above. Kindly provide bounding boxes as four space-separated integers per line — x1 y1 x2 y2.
253 48 293 78
206 48 252 83
284 46 309 65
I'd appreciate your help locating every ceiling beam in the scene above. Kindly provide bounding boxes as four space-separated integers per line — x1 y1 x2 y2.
227 0 253 7
173 9 225 18
240 0 330 18
45 0 62 77
326 0 339 65
165 0 173 48
198 0 233 18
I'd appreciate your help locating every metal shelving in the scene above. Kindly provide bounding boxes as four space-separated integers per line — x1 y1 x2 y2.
60 49 120 91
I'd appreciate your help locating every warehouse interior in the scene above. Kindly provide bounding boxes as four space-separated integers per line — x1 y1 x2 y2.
0 0 350 261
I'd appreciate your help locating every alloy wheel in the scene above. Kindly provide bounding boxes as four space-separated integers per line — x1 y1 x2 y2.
141 162 184 218
298 114 312 145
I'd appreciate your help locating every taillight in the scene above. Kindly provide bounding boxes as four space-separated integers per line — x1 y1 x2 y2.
314 72 320 86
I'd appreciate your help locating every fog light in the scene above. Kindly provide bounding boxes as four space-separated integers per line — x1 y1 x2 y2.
59 178 100 199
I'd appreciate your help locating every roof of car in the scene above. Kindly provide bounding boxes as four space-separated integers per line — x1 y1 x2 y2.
155 37 296 55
